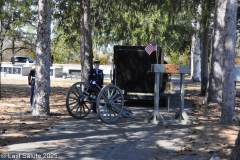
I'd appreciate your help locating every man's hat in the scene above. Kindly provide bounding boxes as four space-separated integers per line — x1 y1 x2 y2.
93 60 100 64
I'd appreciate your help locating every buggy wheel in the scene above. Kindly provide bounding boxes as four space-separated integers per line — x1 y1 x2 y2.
66 82 92 119
97 84 124 123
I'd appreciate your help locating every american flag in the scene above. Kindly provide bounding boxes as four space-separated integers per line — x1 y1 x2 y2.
145 40 157 55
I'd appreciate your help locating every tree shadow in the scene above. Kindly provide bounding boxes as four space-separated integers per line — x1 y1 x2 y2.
1 79 240 159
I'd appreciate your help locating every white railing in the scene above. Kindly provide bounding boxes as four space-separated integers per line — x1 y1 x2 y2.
1 62 112 78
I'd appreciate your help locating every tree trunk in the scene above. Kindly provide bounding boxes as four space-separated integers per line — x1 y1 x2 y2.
0 6 3 99
201 25 209 95
0 45 2 99
200 0 214 96
205 0 225 104
191 20 201 82
220 0 237 124
230 131 240 159
0 33 2 99
80 0 92 83
32 0 51 116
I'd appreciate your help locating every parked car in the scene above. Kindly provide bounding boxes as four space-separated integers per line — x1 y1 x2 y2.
10 56 35 64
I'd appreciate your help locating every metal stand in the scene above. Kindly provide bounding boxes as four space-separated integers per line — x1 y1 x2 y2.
147 72 167 125
149 64 192 126
167 94 170 115
172 73 192 125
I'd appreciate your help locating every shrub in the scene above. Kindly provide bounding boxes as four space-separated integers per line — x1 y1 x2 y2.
182 53 189 65
169 52 181 64
72 59 80 64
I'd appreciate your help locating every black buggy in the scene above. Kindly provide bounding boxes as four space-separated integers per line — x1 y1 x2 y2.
66 45 168 124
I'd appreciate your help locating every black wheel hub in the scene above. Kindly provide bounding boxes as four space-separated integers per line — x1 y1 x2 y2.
78 96 84 105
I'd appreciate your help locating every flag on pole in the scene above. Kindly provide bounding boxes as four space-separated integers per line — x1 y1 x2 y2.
145 40 157 55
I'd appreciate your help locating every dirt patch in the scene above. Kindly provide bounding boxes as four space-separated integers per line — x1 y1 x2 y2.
0 77 75 152
0 77 111 151
184 81 240 159
0 76 240 159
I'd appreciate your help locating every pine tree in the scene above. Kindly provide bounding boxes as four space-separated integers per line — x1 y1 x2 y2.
32 0 51 116
80 0 92 82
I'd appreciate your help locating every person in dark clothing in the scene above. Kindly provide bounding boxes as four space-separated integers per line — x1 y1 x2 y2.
88 60 104 113
28 64 36 107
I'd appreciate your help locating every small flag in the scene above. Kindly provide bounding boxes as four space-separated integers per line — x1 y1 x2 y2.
145 40 157 55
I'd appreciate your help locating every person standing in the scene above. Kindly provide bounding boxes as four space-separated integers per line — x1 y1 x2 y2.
88 60 104 113
28 63 36 107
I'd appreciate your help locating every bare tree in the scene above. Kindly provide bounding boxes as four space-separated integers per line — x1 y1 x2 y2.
200 0 214 96
191 18 201 82
80 0 93 82
32 0 51 116
0 19 3 98
220 0 237 124
205 0 224 104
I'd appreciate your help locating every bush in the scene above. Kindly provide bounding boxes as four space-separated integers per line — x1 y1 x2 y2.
28 51 36 59
72 59 80 64
169 52 181 64
182 53 189 65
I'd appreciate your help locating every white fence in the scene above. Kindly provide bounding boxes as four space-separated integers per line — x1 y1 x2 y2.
2 62 240 80
1 62 112 78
